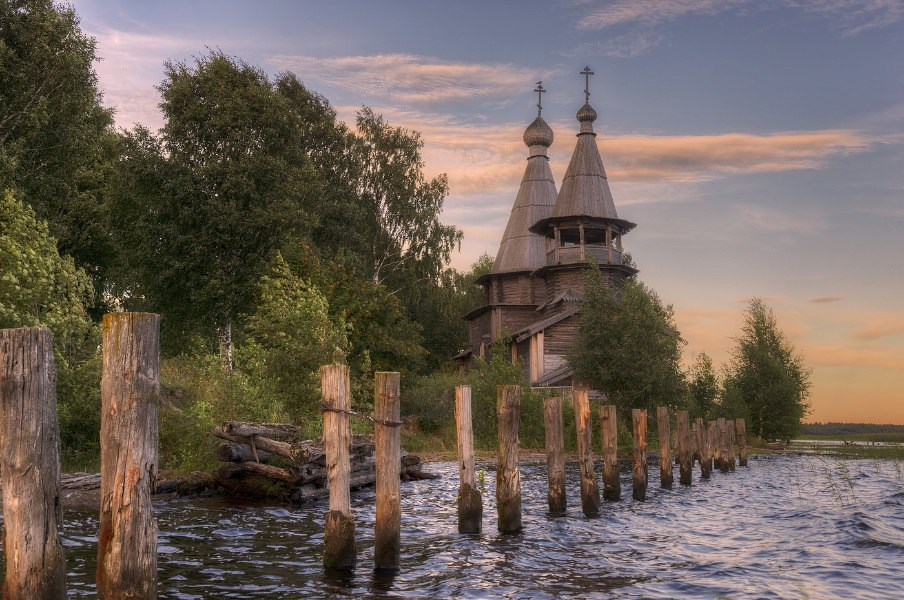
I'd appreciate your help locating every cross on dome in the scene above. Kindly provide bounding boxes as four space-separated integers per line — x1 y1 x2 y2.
581 66 594 104
534 81 545 116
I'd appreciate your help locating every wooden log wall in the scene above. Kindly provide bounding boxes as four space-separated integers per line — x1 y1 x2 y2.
0 327 67 599
657 406 673 489
455 385 482 533
496 385 522 533
98 313 160 600
574 387 601 517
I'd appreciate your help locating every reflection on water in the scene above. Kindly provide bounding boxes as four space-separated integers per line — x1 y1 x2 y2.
2 455 903 598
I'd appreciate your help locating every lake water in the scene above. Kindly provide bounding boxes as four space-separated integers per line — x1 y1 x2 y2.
3 454 903 598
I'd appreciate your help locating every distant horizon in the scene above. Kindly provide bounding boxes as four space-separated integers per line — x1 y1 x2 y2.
70 0 904 423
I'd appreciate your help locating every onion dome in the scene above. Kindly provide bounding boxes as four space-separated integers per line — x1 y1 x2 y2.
576 102 597 124
523 116 554 148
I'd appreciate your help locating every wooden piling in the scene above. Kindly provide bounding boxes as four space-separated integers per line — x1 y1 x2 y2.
717 418 729 473
0 327 67 599
496 385 522 533
321 364 356 570
696 417 711 479
736 418 748 467
727 420 737 472
543 392 566 516
455 384 482 532
374 372 401 571
600 405 621 501
632 409 648 501
574 387 600 517
97 313 160 599
656 406 673 489
677 410 692 486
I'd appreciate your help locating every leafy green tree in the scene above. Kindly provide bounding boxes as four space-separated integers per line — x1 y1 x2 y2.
0 0 115 290
687 352 719 419
569 268 686 414
725 298 810 440
0 188 99 465
108 51 318 356
0 189 94 357
354 107 462 289
241 253 347 418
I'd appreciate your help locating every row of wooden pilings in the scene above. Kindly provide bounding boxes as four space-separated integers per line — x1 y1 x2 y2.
456 385 749 534
0 315 159 599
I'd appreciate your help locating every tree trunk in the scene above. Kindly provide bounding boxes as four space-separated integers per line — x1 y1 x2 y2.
0 327 67 599
97 313 160 599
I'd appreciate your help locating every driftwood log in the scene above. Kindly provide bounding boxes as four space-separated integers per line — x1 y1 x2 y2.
210 423 435 503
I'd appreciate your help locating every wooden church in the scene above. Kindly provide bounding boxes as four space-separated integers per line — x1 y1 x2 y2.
457 69 637 387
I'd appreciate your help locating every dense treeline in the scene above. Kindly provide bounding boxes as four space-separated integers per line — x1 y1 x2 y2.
800 423 904 436
2 1 814 470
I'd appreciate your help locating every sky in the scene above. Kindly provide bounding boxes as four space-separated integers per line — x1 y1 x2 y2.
69 0 904 424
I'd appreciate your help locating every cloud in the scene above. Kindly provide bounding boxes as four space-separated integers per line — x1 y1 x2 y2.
735 205 829 235
808 296 845 304
577 0 738 30
853 317 904 342
567 29 665 58
268 54 554 107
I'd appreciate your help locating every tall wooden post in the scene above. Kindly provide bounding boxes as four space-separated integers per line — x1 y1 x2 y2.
736 418 748 467
677 410 692 486
696 417 711 479
717 418 729 473
656 406 672 489
0 328 67 599
600 405 620 501
632 409 648 501
374 372 401 571
455 385 482 532
727 420 737 472
707 420 719 472
321 364 356 570
574 387 600 517
543 392 566 516
496 385 522 533
98 313 160 599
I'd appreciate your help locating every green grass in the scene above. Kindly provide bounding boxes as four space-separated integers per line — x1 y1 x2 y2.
789 440 904 460
797 432 904 443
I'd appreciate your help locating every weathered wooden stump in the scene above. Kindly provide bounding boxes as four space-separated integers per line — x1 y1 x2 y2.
543 393 566 516
374 372 401 571
496 385 522 533
0 327 67 599
321 364 356 570
600 404 621 501
632 409 648 501
574 387 601 517
455 384 482 533
695 417 711 479
97 312 160 599
677 410 692 486
656 406 673 489
736 418 748 467
717 418 730 473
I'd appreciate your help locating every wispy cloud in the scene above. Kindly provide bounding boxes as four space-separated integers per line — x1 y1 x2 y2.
853 317 904 342
573 0 903 55
808 296 845 303
269 54 554 107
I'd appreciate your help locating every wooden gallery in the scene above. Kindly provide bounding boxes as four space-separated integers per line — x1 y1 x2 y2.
456 71 637 387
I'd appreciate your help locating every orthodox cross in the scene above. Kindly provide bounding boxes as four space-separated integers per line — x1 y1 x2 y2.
534 81 545 116
581 66 594 103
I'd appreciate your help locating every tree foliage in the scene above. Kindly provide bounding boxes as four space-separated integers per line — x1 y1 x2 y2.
108 52 319 349
569 269 686 414
724 298 810 440
687 352 719 419
0 0 115 286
